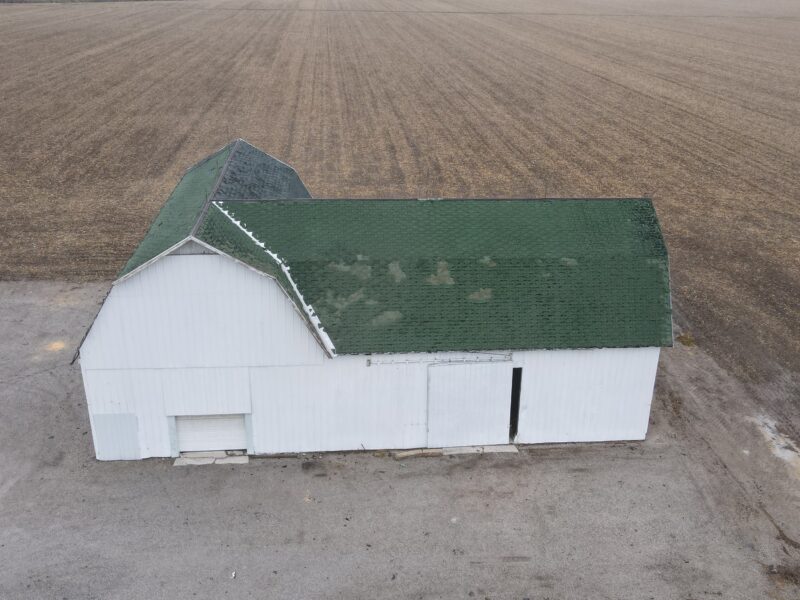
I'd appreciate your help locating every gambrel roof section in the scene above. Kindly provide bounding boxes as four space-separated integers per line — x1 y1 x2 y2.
118 139 309 278
109 141 672 358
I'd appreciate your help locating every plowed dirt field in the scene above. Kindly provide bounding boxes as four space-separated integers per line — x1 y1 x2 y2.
1 0 799 380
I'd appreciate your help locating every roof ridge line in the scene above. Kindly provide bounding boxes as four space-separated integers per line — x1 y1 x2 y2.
233 139 313 198
178 140 235 178
234 138 296 171
190 139 242 236
217 196 652 203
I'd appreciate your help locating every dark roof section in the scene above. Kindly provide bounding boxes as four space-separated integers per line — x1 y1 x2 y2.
211 140 311 203
118 139 309 277
197 198 673 354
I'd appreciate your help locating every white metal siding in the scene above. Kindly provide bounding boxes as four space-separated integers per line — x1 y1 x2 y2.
176 415 247 452
81 254 325 370
90 413 139 460
162 368 251 416
83 346 659 459
249 357 428 453
515 347 660 443
427 362 513 447
82 367 171 459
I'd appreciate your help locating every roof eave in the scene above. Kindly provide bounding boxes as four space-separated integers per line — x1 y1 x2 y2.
113 236 198 285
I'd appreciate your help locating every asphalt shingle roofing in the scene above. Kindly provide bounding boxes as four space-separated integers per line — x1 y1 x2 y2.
119 139 309 277
119 140 673 355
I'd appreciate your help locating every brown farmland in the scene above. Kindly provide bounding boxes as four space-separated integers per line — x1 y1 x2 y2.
1 0 799 384
2 1 800 596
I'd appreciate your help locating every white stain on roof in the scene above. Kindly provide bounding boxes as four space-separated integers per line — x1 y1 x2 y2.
329 261 372 280
427 261 455 285
212 202 337 357
325 289 365 315
371 310 402 326
388 261 407 283
468 288 493 302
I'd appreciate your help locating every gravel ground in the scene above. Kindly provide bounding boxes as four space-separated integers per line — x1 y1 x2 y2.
0 281 798 599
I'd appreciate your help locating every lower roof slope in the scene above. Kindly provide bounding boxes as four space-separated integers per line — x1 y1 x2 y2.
197 198 672 354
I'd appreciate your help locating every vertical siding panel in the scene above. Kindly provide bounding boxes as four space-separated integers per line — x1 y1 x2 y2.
81 255 326 370
515 347 660 443
427 362 512 447
82 369 165 459
250 357 428 453
161 368 251 416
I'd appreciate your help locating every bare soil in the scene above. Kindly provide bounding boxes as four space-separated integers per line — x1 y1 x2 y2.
1 0 799 386
1 4 799 595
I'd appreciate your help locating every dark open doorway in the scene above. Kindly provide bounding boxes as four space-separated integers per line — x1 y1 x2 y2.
509 367 522 441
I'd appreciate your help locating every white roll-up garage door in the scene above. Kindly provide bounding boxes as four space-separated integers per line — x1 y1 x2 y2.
176 414 247 452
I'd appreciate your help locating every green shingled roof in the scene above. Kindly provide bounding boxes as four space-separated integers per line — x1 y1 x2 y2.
119 139 309 277
119 141 673 355
119 144 231 276
197 198 672 354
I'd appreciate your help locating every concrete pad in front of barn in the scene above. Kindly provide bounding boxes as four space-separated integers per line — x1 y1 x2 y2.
0 281 798 600
443 444 519 455
174 456 215 466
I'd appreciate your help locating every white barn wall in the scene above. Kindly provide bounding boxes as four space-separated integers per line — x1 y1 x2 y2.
250 358 429 453
515 347 660 443
161 368 252 416
81 252 661 460
81 254 325 370
82 367 170 459
427 362 513 448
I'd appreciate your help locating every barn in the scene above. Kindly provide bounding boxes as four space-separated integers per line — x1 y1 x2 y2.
78 140 673 460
